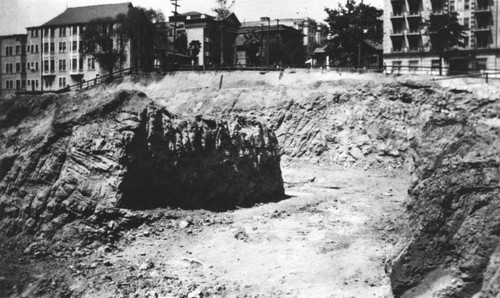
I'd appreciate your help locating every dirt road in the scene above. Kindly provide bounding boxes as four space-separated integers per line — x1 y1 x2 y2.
62 163 410 298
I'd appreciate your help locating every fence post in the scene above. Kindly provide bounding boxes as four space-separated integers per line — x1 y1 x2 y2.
486 73 489 83
219 75 224 90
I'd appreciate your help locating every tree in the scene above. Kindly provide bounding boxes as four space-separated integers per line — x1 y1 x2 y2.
213 0 235 20
81 7 162 77
116 7 158 72
243 29 261 66
188 40 201 64
80 18 127 80
324 0 382 67
422 12 466 75
175 33 188 53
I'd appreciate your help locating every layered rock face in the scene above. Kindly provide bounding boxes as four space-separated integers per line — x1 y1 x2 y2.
0 91 284 236
120 105 284 211
390 113 500 296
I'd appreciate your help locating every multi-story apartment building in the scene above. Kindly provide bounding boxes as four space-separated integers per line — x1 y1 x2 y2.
0 34 27 97
33 2 134 92
1 2 136 96
384 0 500 74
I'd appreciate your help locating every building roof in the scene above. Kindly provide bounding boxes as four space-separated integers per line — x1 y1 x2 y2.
364 39 383 51
41 2 132 27
0 34 28 39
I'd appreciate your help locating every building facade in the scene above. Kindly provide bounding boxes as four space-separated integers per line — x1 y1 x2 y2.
278 18 328 60
168 11 241 66
0 35 27 97
384 0 500 74
1 2 136 96
236 18 304 66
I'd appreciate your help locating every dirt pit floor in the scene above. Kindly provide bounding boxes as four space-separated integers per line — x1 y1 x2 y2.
30 162 409 298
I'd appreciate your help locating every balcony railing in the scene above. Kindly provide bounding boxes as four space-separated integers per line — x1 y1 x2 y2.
407 29 422 35
70 68 84 75
473 25 492 32
42 70 56 76
390 12 405 18
407 11 421 17
390 29 405 36
431 9 446 15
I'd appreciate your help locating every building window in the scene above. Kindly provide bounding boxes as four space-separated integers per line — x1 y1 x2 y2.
79 58 83 70
409 60 419 72
22 80 26 89
475 58 487 71
392 3 404 16
392 61 402 72
87 58 95 70
58 77 67 88
50 28 55 37
72 58 77 70
15 63 20 73
44 60 49 72
50 59 55 72
464 18 469 29
44 28 48 37
392 38 404 52
50 42 54 53
15 45 20 55
5 46 12 56
36 80 39 88
73 25 78 35
476 34 490 48
35 45 39 53
31 29 38 37
35 62 39 71
16 80 21 90
408 37 420 51
59 27 66 37
72 41 78 52
59 42 66 53
43 42 49 53
464 0 470 9
59 59 66 71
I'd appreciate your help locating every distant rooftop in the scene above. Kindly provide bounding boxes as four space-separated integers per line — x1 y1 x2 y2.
41 2 132 27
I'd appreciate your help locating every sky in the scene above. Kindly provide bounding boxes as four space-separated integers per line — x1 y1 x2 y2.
0 0 383 36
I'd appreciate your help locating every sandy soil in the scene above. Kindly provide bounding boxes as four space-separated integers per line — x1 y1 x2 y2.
50 162 410 298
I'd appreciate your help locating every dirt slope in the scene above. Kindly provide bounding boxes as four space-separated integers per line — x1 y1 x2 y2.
1 72 500 297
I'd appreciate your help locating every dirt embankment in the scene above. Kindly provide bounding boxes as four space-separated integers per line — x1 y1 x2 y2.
0 72 499 297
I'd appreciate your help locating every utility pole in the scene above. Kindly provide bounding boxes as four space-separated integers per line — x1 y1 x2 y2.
267 18 270 70
277 19 280 66
260 23 264 66
358 0 363 70
170 0 180 67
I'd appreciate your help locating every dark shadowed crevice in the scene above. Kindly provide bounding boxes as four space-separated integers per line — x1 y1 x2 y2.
118 106 286 212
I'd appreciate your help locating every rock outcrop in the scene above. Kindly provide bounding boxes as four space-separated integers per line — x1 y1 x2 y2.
389 112 500 297
0 90 284 236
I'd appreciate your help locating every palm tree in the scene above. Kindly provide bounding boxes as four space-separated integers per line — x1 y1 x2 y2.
243 29 261 66
188 40 201 65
